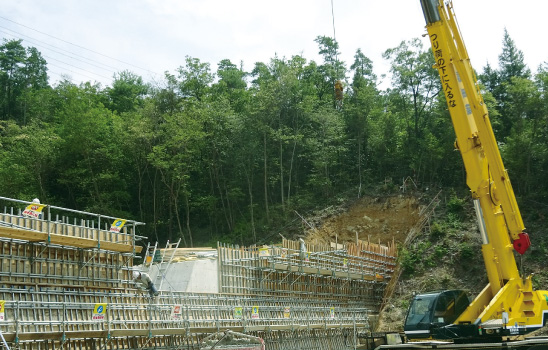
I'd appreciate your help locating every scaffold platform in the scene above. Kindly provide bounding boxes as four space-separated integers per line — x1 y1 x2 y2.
0 196 397 349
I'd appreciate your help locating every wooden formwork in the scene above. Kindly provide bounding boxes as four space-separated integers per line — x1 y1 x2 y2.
0 198 383 349
217 238 397 312
0 205 142 254
0 240 132 289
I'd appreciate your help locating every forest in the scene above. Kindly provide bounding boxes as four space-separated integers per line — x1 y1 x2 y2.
0 31 547 247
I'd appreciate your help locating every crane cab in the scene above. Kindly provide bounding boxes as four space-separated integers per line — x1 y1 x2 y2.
404 290 470 339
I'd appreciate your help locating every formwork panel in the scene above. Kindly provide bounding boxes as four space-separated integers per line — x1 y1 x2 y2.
0 197 397 349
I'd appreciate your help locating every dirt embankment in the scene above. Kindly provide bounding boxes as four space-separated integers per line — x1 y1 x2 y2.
300 194 427 332
304 195 421 246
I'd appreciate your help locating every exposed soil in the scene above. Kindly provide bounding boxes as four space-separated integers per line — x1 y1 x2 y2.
299 192 548 335
301 194 424 332
300 192 484 333
304 195 421 247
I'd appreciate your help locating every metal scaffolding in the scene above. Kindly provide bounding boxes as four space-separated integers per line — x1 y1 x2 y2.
0 196 396 349
218 239 396 312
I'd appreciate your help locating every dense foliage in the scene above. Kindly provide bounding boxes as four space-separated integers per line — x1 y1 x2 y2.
1 34 547 247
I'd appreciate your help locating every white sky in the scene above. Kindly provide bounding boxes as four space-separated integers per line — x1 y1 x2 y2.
2 0 547 89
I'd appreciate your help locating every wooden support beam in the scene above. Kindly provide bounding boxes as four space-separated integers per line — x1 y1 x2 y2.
0 226 141 253
2 328 187 342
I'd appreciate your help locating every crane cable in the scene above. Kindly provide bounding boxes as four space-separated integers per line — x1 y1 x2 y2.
331 0 343 103
331 0 337 49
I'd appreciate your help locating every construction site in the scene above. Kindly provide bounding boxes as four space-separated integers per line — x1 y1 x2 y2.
0 193 435 349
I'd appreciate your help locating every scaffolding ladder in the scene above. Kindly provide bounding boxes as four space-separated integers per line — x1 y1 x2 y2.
154 239 181 290
144 241 159 268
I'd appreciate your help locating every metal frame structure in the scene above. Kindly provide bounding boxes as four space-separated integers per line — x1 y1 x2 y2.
0 196 396 349
218 239 397 312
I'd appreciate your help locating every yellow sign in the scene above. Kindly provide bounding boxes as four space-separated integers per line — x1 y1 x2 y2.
259 246 270 257
110 219 126 233
92 303 107 321
283 307 290 319
234 306 243 319
251 306 259 319
0 300 4 321
22 203 45 218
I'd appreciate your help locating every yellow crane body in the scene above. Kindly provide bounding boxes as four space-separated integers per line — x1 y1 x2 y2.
420 0 548 336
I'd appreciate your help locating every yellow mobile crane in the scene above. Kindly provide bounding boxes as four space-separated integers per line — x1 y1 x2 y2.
397 0 548 347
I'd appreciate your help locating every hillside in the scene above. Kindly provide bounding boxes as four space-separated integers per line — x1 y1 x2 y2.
2 32 548 254
303 189 548 333
303 195 421 246
301 190 490 332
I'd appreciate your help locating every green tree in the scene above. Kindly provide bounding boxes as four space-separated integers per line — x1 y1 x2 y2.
148 100 206 247
249 60 281 221
0 39 27 121
383 38 438 141
213 59 248 113
499 28 530 81
305 106 346 198
345 49 381 194
53 81 129 213
106 71 148 114
0 40 49 125
481 29 531 138
382 38 440 183
22 47 48 90
177 56 213 101
0 120 60 200
314 36 346 104
199 97 242 238
249 55 322 217
503 73 547 197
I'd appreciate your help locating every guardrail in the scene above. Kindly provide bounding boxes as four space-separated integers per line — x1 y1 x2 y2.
0 290 369 344
0 196 145 254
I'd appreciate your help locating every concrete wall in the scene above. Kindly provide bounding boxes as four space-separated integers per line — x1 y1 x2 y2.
148 259 219 293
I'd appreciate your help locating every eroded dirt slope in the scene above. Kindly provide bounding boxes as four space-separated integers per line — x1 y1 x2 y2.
304 195 421 246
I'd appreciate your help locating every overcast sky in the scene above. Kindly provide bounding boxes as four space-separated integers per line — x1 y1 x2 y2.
2 0 547 89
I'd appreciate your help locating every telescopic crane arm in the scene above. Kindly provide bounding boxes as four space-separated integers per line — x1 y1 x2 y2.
419 0 548 333
421 0 528 255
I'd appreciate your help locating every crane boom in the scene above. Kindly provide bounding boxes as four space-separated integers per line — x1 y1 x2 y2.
421 0 522 292
405 0 548 339
422 0 527 243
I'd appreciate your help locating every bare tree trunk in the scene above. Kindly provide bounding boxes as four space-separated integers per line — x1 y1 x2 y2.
279 135 285 212
214 164 232 232
173 200 184 245
184 193 193 247
287 138 297 204
244 163 256 243
220 166 234 229
358 134 362 198
153 169 159 242
263 132 269 221
207 165 217 239
85 151 102 208
168 193 173 243
173 188 188 247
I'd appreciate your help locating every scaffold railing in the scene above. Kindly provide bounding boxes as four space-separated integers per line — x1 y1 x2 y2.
0 196 145 254
0 289 369 343
0 195 387 350
217 238 396 311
